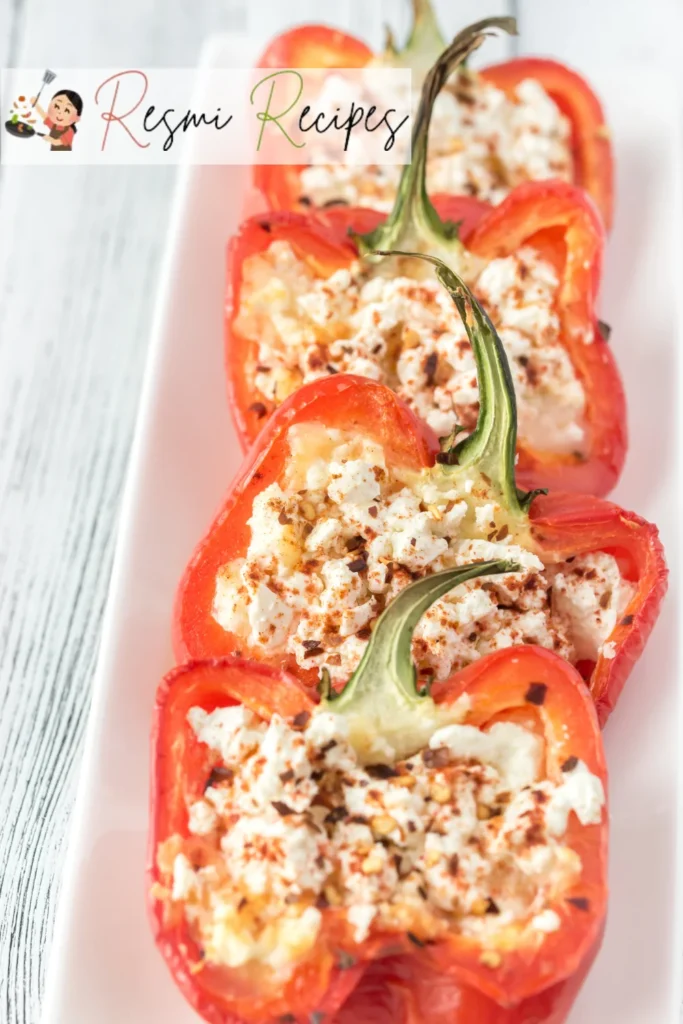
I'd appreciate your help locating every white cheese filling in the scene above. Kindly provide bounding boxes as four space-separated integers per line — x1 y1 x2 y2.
213 425 634 684
236 241 587 456
298 74 573 211
165 704 604 972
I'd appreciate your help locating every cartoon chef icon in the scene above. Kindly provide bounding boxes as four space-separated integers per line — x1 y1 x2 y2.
31 89 83 151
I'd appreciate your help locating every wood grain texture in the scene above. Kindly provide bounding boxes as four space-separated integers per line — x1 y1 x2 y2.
0 2 678 1024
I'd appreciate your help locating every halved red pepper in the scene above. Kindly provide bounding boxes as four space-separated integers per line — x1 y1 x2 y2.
181 256 666 725
255 4 613 228
152 562 608 1023
230 25 625 497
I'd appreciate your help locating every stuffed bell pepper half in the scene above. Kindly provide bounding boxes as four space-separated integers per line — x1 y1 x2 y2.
152 562 608 1023
256 2 613 228
229 22 625 496
179 255 666 726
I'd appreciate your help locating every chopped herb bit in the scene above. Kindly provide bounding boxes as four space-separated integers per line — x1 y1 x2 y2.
336 950 357 969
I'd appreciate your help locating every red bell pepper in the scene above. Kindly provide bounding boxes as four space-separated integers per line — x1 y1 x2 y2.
152 562 608 1023
181 255 665 725
255 4 613 228
230 24 625 497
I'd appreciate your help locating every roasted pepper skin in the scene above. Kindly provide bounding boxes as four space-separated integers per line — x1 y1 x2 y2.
174 375 665 727
226 180 625 497
255 28 613 227
149 646 608 1023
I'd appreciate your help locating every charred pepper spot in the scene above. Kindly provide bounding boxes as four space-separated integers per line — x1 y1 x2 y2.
525 682 547 706
561 756 579 773
258 221 272 233
248 401 267 419
567 896 590 911
621 614 634 626
407 931 425 947
292 710 311 729
597 320 612 341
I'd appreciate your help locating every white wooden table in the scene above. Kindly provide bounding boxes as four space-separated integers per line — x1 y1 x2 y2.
0 1 680 1021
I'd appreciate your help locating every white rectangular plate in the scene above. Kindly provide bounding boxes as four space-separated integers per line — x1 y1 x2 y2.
41 34 682 1024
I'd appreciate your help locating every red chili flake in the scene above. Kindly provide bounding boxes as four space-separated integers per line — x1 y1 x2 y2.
347 557 367 573
407 821 417 833
561 756 579 773
422 746 451 768
423 351 438 386
525 682 547 706
346 535 365 551
567 896 590 911
256 364 271 372
238 897 248 911
366 763 399 779
526 823 544 845
325 806 347 825
496 524 509 541
532 789 548 804
302 639 322 650
356 627 372 640
205 765 234 791
368 506 378 518
258 220 272 232
599 591 612 609
279 770 295 784
316 892 330 909
248 401 267 419
272 800 296 816
448 854 459 876
298 195 312 206
278 511 291 525
621 614 634 626
485 898 500 915
292 710 311 729
320 739 337 753
410 537 417 548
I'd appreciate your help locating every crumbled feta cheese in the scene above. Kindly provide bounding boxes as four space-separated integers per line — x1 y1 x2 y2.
347 904 377 942
167 703 604 976
187 799 218 836
532 909 561 933
236 241 586 459
546 759 606 836
211 425 631 686
430 722 542 791
297 71 572 210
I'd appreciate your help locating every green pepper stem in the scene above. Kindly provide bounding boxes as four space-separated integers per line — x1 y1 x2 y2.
322 561 519 751
373 249 545 516
357 17 516 257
